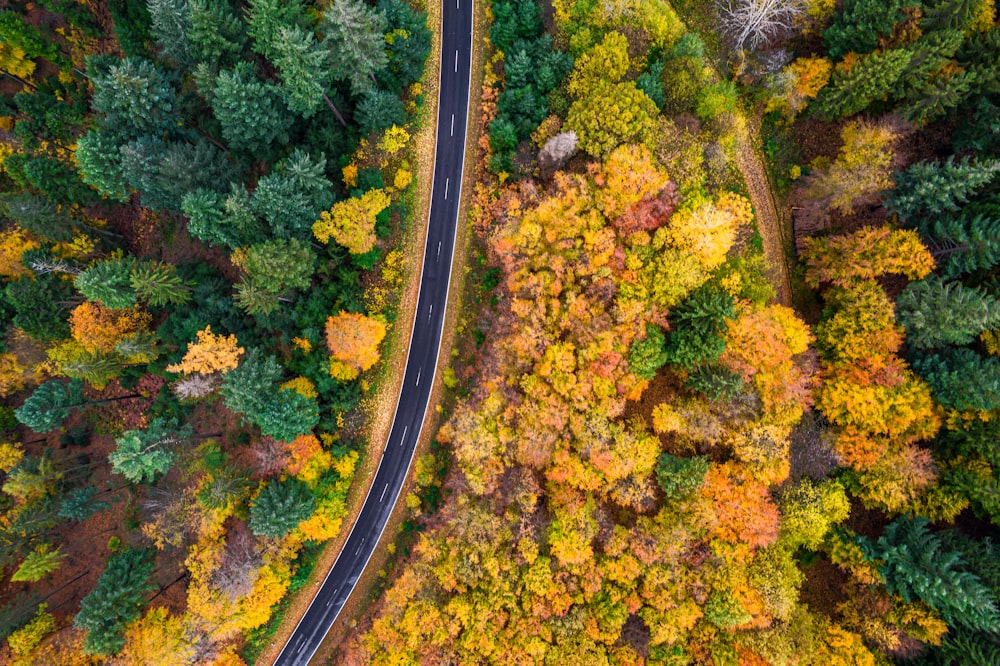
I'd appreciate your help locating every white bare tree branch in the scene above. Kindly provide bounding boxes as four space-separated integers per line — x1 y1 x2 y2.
716 0 806 51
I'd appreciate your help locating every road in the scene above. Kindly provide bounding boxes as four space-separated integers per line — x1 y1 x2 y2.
272 1 473 663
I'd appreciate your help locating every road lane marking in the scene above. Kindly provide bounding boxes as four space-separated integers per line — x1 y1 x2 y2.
380 483 390 502
416 368 422 386
455 50 459 72
451 113 455 136
444 177 449 199
437 241 442 257
402 425 408 440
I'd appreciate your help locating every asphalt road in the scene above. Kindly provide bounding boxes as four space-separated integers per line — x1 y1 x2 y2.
272 1 473 664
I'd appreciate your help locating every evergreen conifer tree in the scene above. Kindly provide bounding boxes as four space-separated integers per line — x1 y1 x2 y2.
896 277 1000 349
888 156 1000 223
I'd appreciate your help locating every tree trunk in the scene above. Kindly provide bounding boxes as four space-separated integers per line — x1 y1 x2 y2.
1 70 37 90
323 92 348 127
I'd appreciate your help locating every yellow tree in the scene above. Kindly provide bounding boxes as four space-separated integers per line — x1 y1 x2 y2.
804 118 898 215
802 227 934 287
313 188 391 255
325 311 387 380
0 226 39 278
166 326 244 375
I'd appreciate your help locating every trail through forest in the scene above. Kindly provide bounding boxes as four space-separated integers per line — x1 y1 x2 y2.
735 115 794 306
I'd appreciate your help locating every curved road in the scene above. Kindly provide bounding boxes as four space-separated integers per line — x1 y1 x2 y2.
273 2 473 664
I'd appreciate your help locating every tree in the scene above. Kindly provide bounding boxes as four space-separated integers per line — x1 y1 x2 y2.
801 226 934 287
119 607 197 666
376 0 432 92
3 270 75 341
313 188 391 254
803 118 898 215
320 0 389 96
58 486 111 522
766 56 833 118
325 311 387 380
233 238 315 315
11 543 65 582
87 56 180 140
822 0 919 59
816 49 913 119
257 388 319 443
355 88 407 135
74 129 130 201
566 79 658 159
74 549 156 655
777 479 849 550
246 0 305 54
110 417 192 483
912 347 1000 411
656 453 710 501
167 325 244 375
221 348 318 440
924 214 1000 278
271 25 331 117
189 0 246 62
15 380 86 433
888 157 1000 223
858 518 1000 633
75 256 138 309
251 149 334 240
130 261 192 307
249 476 315 538
69 301 151 354
208 63 292 153
147 0 193 67
663 285 736 370
896 277 1000 349
6 604 57 657
716 0 805 51
627 324 667 380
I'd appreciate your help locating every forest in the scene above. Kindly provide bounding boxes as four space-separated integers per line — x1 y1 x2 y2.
340 0 1000 664
3 0 1000 664
0 0 430 662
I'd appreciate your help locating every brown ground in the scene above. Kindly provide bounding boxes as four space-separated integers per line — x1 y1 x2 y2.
735 116 794 306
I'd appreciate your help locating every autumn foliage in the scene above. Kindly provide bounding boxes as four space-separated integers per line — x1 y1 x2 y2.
166 326 245 376
325 311 387 380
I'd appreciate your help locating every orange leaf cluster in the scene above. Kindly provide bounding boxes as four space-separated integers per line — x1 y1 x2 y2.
166 326 244 376
325 311 387 380
69 301 151 354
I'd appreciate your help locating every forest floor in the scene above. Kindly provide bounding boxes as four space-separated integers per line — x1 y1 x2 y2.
734 113 795 306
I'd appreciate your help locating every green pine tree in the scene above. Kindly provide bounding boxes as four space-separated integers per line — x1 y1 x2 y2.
130 261 192 307
663 286 736 370
271 25 331 118
249 476 316 538
822 0 919 59
320 0 389 96
858 518 1000 634
209 62 292 154
896 277 1000 349
74 549 155 655
888 156 1000 222
924 213 1000 278
109 417 192 483
75 256 139 309
817 49 912 119
912 347 1000 411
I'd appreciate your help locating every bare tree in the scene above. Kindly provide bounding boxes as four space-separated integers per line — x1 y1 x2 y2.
211 528 262 602
717 0 806 52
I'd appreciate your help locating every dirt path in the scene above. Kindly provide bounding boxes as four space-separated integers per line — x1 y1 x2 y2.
735 114 794 306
